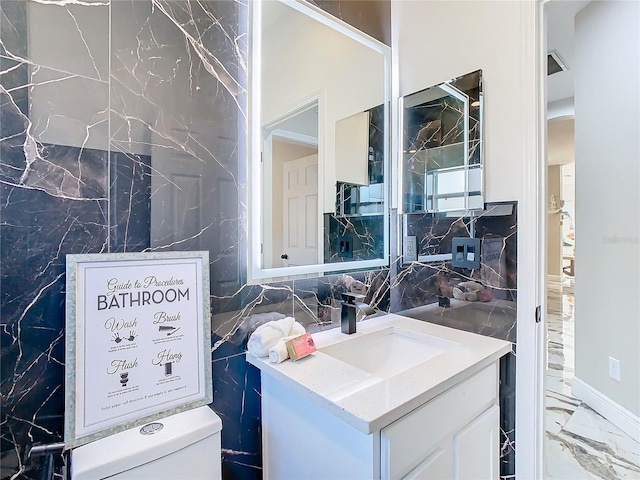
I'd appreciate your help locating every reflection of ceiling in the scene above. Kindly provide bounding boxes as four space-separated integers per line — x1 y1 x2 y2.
547 117 574 166
276 107 318 138
546 0 591 104
261 0 289 33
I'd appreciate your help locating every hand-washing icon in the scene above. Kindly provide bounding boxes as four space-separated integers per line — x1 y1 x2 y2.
112 333 123 343
127 331 137 342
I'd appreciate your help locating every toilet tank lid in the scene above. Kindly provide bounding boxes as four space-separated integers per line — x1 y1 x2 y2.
71 406 222 480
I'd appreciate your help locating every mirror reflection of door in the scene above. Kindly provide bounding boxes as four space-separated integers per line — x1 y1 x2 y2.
262 102 320 269
282 153 318 267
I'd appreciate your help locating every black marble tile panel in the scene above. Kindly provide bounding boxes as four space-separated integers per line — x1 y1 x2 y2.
212 354 262 480
392 202 518 478
109 151 152 252
211 281 294 361
1 145 108 478
0 1 28 59
292 270 391 331
323 214 385 263
25 0 109 80
405 213 471 257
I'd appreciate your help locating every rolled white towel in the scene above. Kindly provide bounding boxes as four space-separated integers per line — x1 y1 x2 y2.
290 321 306 337
247 317 296 357
268 323 308 363
269 340 290 364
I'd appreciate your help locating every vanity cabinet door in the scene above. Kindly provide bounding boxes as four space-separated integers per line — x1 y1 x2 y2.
453 405 500 479
403 444 452 479
380 364 498 479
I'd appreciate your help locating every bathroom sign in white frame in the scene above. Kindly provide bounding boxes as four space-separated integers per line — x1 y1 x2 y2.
64 251 213 448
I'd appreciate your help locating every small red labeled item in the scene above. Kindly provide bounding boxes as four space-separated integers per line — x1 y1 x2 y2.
285 333 317 361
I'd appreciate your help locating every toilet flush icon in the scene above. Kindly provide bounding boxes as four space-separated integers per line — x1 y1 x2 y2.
120 372 129 387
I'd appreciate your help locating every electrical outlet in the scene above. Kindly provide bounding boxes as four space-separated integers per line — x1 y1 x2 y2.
403 236 417 263
608 357 621 382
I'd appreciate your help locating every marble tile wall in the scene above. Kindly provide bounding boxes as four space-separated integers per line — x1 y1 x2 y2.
323 213 385 263
0 2 518 480
0 2 390 478
391 202 518 479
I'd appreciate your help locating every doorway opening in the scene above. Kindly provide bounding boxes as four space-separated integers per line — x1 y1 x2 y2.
544 1 640 477
261 103 320 268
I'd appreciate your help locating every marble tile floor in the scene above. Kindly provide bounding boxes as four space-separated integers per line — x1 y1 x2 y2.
546 277 640 479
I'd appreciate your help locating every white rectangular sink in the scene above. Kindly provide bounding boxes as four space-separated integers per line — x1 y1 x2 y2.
320 327 460 379
247 314 513 434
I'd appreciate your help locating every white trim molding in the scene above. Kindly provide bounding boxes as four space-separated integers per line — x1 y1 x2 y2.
516 0 546 477
573 376 640 441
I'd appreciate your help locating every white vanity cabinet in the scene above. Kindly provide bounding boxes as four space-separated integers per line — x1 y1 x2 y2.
261 362 500 480
248 314 510 480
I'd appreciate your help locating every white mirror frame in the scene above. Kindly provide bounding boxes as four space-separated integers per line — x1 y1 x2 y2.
248 0 391 284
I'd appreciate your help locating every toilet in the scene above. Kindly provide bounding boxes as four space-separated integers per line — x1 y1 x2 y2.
71 406 222 479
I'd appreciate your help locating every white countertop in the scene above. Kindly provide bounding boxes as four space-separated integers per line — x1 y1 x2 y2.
246 314 511 434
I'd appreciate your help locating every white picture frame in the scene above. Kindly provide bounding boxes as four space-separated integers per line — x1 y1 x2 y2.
64 251 212 448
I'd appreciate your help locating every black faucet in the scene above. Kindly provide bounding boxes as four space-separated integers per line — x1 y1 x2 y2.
340 292 376 335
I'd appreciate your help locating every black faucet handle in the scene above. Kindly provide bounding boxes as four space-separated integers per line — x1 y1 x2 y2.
341 292 366 303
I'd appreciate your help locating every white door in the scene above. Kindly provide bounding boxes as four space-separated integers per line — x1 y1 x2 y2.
281 154 318 266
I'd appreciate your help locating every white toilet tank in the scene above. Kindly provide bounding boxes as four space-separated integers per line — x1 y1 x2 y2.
71 406 222 480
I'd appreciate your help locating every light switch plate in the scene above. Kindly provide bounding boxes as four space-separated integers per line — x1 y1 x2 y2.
451 237 481 269
337 235 353 258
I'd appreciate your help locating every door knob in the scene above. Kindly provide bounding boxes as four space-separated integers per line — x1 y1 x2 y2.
280 254 288 260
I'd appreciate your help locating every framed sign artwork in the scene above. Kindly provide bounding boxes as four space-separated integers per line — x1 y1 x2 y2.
64 251 212 448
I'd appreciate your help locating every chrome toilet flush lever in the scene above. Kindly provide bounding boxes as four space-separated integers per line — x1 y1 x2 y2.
340 292 376 335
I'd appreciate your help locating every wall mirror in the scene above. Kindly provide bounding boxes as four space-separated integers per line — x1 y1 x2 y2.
249 0 390 283
401 70 483 214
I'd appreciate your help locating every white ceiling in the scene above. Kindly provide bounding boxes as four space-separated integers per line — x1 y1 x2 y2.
546 0 591 104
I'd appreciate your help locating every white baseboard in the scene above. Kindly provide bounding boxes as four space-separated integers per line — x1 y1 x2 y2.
572 376 640 440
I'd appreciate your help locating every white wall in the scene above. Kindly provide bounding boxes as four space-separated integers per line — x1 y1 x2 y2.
393 1 530 205
574 0 640 417
392 1 541 475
